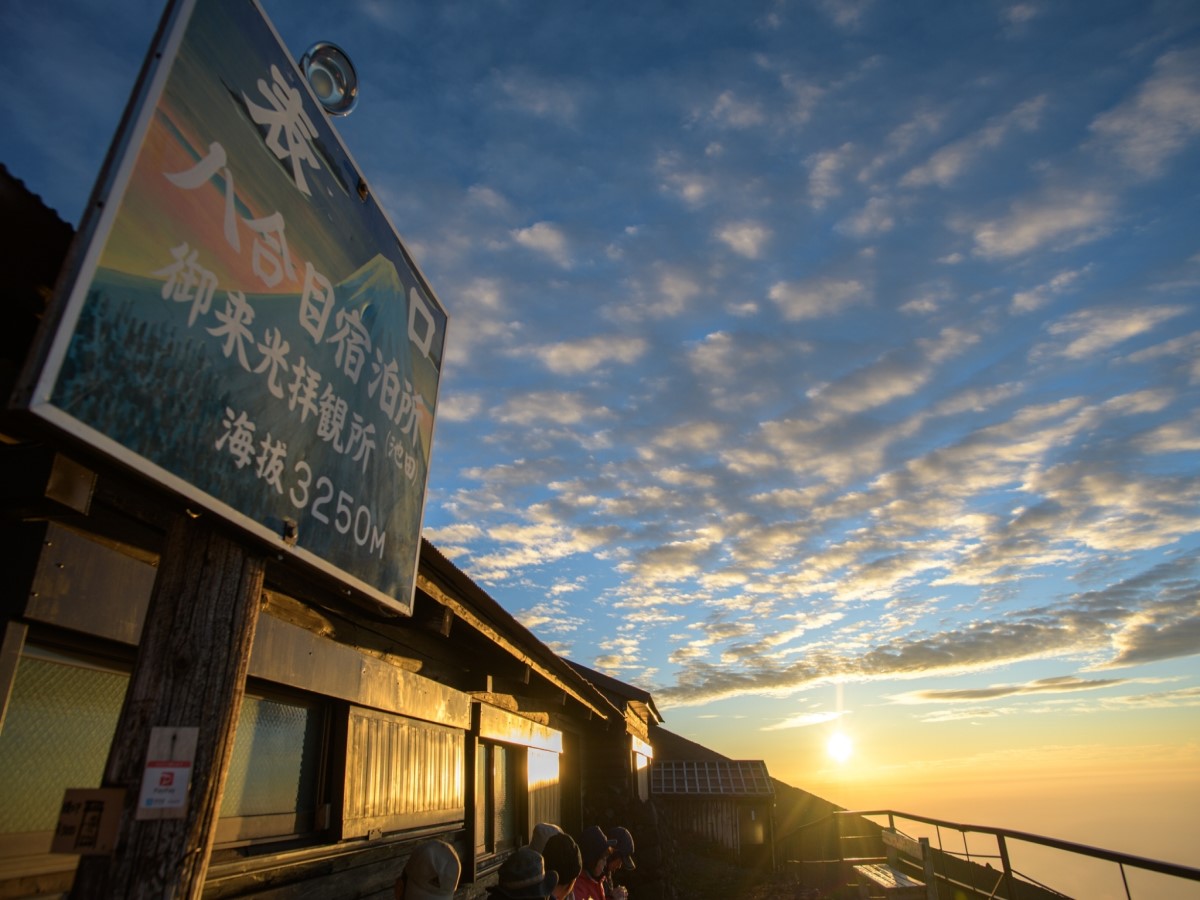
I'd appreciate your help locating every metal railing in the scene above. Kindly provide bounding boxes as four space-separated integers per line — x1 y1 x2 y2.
778 808 1200 899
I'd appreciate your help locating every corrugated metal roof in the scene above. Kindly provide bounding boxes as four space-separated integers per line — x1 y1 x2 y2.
651 759 774 797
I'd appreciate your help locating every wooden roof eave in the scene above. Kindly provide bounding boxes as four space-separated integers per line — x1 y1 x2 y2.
417 542 617 722
565 658 664 725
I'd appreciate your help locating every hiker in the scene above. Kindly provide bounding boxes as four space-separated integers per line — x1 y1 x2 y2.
487 846 559 900
572 826 616 900
395 839 461 900
543 831 583 899
531 822 565 853
603 827 635 900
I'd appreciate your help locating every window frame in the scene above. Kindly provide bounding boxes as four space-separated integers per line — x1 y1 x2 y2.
210 680 334 850
0 640 132 881
473 739 524 861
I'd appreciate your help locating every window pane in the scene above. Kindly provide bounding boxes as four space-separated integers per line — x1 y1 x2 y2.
493 744 516 852
528 748 560 829
220 693 322 819
0 656 127 833
635 752 650 802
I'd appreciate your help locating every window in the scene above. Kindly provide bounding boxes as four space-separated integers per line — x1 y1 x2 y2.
635 750 651 802
0 650 126 854
632 735 653 803
0 647 331 864
214 689 327 845
528 747 561 830
474 741 519 858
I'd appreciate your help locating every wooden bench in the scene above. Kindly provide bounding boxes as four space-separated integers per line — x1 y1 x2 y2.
853 828 937 900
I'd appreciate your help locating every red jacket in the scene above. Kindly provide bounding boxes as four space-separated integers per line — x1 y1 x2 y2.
573 870 606 900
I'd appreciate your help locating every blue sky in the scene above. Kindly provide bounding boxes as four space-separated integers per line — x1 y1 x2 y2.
4 0 1199 864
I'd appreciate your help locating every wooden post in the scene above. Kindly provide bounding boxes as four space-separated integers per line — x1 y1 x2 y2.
69 512 265 899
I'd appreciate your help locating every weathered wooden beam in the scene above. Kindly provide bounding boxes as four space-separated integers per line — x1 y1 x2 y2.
416 572 609 718
69 513 265 900
414 601 454 638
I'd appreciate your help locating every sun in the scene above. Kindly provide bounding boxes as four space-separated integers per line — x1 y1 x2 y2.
827 731 854 764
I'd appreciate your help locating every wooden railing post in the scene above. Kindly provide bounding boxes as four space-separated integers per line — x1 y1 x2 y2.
69 513 265 899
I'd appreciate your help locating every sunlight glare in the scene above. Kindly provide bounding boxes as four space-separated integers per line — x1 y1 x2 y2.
827 731 853 764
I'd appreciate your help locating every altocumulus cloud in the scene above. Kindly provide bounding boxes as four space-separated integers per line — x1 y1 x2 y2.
768 277 871 321
715 220 771 258
530 334 649 375
511 221 572 267
1038 304 1187 360
888 675 1131 704
970 189 1113 259
1089 47 1200 178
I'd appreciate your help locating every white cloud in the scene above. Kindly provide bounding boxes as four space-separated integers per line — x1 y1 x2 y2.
808 143 853 209
715 220 771 258
466 184 509 210
468 517 613 582
437 392 484 423
530 335 649 375
649 420 728 454
493 391 612 426
889 675 1131 704
814 326 979 416
1010 266 1089 314
1136 417 1200 454
837 195 895 237
768 277 871 321
902 95 1046 188
1090 48 1200 178
422 522 485 545
607 268 703 323
761 709 846 731
1039 305 1188 360
656 151 713 207
708 90 766 128
780 74 825 125
511 221 572 267
441 278 520 368
860 111 941 183
971 190 1113 259
658 270 703 315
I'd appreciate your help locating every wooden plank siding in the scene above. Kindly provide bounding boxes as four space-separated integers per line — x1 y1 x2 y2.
658 798 742 852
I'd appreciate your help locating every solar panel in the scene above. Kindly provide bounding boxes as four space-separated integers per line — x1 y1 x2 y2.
650 760 774 796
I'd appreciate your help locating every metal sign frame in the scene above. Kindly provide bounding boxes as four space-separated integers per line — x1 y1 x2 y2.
15 0 448 616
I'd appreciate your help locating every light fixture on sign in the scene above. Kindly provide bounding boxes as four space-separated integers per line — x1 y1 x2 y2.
300 42 358 116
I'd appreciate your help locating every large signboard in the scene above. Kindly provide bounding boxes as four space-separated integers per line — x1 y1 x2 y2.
18 0 447 614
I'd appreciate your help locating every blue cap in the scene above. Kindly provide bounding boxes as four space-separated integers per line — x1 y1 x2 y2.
609 826 636 870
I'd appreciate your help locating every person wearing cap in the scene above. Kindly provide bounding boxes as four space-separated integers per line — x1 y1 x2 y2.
602 827 635 900
396 839 461 900
487 846 559 899
572 825 616 900
542 832 582 899
530 822 564 854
